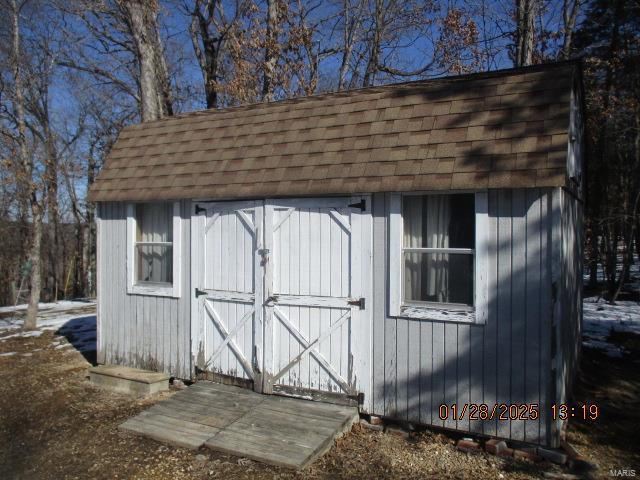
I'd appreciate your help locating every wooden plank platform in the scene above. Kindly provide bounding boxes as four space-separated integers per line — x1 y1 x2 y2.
119 381 359 469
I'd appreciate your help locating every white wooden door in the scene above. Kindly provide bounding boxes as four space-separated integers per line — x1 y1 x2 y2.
191 201 264 391
263 197 371 402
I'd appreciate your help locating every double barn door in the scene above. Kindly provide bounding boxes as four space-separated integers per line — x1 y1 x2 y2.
191 197 371 402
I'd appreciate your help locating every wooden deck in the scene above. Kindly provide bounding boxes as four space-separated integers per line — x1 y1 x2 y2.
119 381 359 469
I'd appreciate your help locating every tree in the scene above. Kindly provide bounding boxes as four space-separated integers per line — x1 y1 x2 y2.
3 0 45 329
514 0 538 66
118 0 173 121
186 0 246 109
561 0 582 59
262 0 279 101
573 0 640 299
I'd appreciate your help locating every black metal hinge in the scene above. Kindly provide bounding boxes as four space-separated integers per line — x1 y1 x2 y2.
348 199 366 211
348 297 365 310
195 204 206 215
195 288 207 297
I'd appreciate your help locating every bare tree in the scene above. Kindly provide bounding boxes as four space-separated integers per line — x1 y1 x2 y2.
262 0 279 101
560 0 581 59
5 0 44 329
186 0 247 109
337 0 365 91
119 0 173 121
514 0 538 66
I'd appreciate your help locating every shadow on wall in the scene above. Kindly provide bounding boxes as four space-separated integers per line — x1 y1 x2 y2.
56 315 97 365
376 189 559 446
372 66 578 446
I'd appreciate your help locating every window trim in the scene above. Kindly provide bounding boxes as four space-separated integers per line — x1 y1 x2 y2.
126 202 182 298
389 191 488 324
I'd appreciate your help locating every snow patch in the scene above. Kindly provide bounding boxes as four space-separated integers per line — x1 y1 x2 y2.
0 301 96 354
0 330 44 342
583 296 640 357
0 352 16 357
0 300 94 315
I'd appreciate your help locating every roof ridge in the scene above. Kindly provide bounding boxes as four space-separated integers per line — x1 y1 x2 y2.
127 60 578 129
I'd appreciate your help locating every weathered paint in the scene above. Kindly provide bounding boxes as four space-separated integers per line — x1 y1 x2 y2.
371 189 557 446
95 187 581 448
554 189 583 442
96 201 191 379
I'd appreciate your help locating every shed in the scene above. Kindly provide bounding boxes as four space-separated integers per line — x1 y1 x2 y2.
88 61 584 447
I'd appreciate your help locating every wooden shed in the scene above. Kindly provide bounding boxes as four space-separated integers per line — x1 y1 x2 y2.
88 61 584 447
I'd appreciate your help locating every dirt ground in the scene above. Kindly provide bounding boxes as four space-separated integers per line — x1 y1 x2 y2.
1 328 638 479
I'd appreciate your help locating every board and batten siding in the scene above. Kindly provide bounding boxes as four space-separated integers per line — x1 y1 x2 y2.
96 201 192 379
555 187 583 430
371 189 557 446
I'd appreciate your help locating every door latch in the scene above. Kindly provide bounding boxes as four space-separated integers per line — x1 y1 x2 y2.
195 288 207 297
264 295 278 305
348 297 365 310
258 248 270 266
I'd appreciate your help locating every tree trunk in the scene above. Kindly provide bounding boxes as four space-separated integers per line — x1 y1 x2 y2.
150 16 174 116
188 0 227 109
10 0 41 328
588 223 599 287
561 0 580 59
262 0 278 102
338 0 362 91
514 0 537 66
362 0 382 87
44 112 60 302
24 205 43 330
120 0 169 122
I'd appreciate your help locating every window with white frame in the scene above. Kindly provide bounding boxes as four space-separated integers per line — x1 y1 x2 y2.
403 194 475 306
127 202 181 297
390 192 488 323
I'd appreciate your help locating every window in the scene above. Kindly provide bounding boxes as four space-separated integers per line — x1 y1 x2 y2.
127 202 181 297
389 192 488 323
403 194 475 306
135 203 173 284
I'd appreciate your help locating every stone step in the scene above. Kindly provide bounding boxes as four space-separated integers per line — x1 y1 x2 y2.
89 365 170 398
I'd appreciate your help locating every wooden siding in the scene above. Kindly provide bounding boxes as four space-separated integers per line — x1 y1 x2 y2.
555 188 583 434
371 189 556 446
97 201 192 379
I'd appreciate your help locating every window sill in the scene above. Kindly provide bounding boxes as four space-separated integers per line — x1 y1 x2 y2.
393 305 482 324
128 283 180 298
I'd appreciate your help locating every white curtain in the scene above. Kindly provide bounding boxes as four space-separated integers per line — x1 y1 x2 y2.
403 196 450 302
136 203 173 283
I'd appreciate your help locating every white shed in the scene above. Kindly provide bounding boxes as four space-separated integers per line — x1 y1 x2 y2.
89 61 585 447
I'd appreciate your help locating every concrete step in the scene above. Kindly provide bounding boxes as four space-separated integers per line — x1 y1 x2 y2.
89 365 170 398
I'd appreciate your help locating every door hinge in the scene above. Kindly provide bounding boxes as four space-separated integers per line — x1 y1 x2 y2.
348 199 366 211
348 297 365 310
195 204 206 215
195 288 207 297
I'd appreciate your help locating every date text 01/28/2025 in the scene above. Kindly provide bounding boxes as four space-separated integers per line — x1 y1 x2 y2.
438 404 600 421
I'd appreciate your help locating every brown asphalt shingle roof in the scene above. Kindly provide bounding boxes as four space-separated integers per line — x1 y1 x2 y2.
88 61 578 202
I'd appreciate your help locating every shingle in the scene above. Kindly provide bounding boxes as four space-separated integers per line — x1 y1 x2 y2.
88 62 577 202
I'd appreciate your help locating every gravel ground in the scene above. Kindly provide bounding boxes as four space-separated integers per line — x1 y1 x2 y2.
1 324 637 479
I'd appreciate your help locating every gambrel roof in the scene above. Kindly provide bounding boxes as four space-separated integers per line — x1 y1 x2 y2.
88 61 579 202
